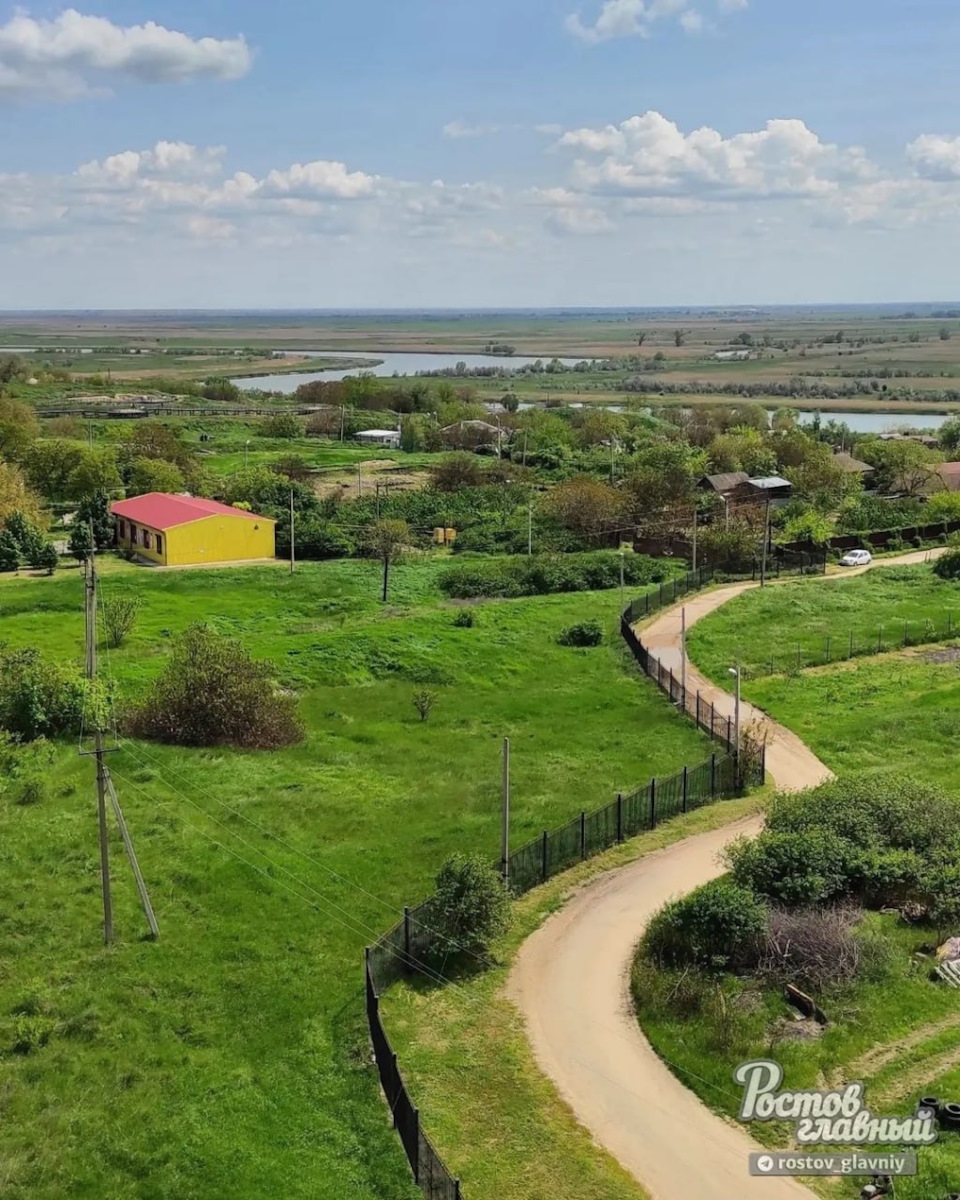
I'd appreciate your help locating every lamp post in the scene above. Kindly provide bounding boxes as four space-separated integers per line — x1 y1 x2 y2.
728 665 741 757
244 439 251 469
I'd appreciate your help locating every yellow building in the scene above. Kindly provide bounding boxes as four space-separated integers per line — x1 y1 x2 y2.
111 493 276 567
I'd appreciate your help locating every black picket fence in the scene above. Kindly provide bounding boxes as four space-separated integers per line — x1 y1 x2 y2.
734 611 960 680
363 565 768 1199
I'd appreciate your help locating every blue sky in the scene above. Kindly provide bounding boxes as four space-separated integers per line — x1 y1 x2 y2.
2 0 960 307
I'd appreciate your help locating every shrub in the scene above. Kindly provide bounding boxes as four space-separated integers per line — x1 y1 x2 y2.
102 593 143 648
125 623 304 750
67 522 94 562
934 549 960 580
438 551 671 600
0 646 86 740
258 413 305 439
278 516 355 561
643 878 766 972
412 688 437 722
9 1013 56 1055
423 853 511 962
726 830 850 906
452 608 475 628
558 620 604 647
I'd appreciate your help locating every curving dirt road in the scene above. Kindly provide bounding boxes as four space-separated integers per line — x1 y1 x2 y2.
508 550 941 1200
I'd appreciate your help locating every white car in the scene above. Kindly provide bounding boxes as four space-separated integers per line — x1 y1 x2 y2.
840 549 873 567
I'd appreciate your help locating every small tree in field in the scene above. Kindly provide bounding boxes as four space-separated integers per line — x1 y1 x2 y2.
75 490 114 551
366 519 409 602
126 623 304 749
412 688 437 722
934 550 960 581
102 593 143 648
425 853 511 963
0 529 19 572
68 522 94 563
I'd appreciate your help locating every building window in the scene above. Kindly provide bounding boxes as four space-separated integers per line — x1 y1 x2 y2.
143 530 152 551
129 524 137 544
156 534 164 556
118 520 125 540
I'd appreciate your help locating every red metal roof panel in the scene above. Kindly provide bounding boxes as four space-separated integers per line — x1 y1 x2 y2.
110 493 272 532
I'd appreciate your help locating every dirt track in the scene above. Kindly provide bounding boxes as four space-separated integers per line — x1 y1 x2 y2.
508 550 941 1200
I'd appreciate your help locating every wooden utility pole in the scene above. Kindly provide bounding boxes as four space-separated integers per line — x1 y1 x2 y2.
501 737 511 889
82 547 159 942
83 553 113 945
289 489 296 574
760 494 771 587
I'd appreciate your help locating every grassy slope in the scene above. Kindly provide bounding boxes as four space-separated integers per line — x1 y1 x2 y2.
688 564 960 680
634 652 960 1200
0 560 710 1199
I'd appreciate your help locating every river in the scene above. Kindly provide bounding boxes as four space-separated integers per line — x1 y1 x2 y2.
234 349 586 391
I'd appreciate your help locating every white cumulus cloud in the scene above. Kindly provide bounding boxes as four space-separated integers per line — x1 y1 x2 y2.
557 110 874 200
906 134 960 181
0 9 251 100
566 0 743 42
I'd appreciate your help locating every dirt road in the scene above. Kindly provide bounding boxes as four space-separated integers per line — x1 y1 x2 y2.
508 550 942 1200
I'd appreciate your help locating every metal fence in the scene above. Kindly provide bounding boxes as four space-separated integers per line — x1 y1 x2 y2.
363 564 770 1199
732 611 960 680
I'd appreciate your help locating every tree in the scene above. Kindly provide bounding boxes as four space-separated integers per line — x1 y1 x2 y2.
24 439 85 501
29 541 59 575
431 453 485 492
636 331 648 347
543 477 627 542
67 522 94 563
0 398 39 464
4 509 44 560
102 593 143 648
424 853 511 962
0 463 46 530
75 490 115 551
0 529 19 572
673 329 687 348
270 455 313 483
939 417 960 454
501 392 519 413
126 456 185 497
366 519 409 602
120 420 195 472
859 438 940 496
941 327 952 341
707 429 777 477
125 623 304 749
785 442 860 508
66 447 122 501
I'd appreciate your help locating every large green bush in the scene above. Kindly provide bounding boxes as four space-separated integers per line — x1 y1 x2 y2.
423 853 511 962
0 646 86 740
726 830 851 906
438 551 672 599
933 549 960 581
126 623 304 750
643 878 767 972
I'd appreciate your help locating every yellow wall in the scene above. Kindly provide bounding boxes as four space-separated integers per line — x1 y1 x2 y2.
116 520 166 565
117 514 276 566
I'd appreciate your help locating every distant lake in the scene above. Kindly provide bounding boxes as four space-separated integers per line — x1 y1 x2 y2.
235 350 586 392
794 410 950 433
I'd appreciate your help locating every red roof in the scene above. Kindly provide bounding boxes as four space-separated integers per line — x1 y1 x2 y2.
111 493 273 532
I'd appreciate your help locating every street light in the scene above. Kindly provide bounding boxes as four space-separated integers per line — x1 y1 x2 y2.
728 666 741 756
244 439 251 469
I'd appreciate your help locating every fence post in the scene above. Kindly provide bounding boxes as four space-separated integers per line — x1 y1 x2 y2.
617 793 623 844
580 811 586 859
668 668 676 702
710 701 716 740
541 830 549 883
403 906 411 972
649 777 656 828
726 716 732 747
696 690 701 730
682 766 688 813
710 752 717 797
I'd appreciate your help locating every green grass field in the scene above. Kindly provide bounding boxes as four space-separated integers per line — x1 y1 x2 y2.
688 563 960 680
634 648 960 1199
0 559 713 1199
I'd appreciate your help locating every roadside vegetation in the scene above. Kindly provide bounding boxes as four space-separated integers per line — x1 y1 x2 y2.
634 775 960 1200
